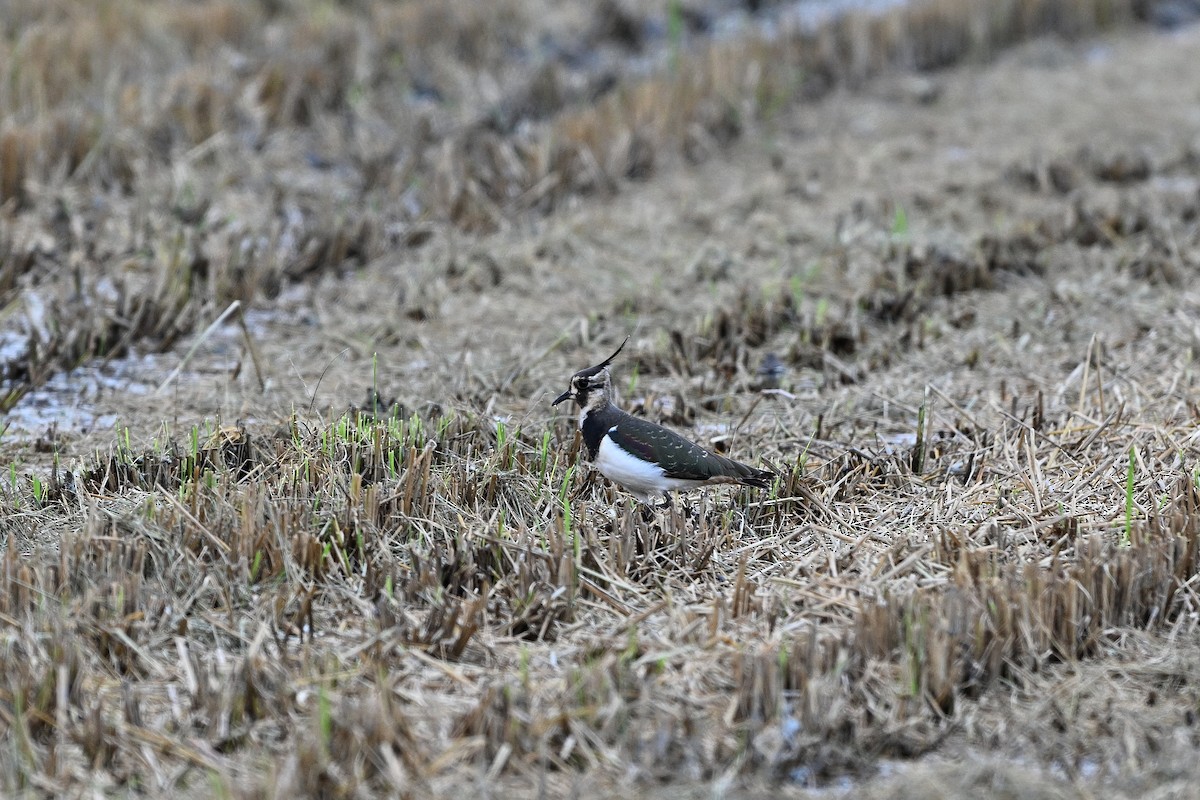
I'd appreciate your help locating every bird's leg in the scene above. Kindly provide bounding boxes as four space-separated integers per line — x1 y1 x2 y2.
659 493 693 539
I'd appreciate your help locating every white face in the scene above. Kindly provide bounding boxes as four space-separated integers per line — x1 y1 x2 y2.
572 373 613 428
568 370 611 412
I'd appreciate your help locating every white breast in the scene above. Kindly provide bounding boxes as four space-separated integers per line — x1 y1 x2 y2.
594 430 700 502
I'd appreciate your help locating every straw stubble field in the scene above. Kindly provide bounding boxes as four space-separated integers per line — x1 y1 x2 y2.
2 1 1200 797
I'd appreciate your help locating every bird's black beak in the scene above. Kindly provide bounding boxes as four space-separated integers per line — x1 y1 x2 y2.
552 389 572 406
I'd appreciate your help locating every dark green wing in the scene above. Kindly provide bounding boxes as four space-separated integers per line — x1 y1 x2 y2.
608 413 769 485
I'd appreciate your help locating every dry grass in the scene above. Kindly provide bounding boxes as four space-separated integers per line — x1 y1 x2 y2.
1 1 1199 797
3 130 1200 793
4 322 1200 793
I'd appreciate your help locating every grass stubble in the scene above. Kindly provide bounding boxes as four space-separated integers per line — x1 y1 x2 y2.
7 348 1200 796
2 0 1200 797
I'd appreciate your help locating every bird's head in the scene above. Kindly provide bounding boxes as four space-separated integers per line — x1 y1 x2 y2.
552 337 627 412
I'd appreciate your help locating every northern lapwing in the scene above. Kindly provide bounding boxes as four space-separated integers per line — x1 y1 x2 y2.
552 338 774 504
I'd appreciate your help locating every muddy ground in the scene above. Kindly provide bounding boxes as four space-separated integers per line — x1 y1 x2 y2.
4 4 1200 798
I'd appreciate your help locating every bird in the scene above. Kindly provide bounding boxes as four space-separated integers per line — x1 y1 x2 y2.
552 338 774 505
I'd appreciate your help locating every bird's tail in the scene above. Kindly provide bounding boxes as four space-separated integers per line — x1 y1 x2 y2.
730 460 774 489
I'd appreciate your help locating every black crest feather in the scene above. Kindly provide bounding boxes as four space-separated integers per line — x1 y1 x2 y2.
574 336 628 379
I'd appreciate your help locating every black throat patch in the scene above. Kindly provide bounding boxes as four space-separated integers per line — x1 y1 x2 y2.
580 406 613 459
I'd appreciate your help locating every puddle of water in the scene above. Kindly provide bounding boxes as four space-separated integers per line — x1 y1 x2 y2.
881 431 918 451
776 0 913 34
705 0 916 44
3 301 304 439
0 331 27 365
623 0 918 79
4 354 160 436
